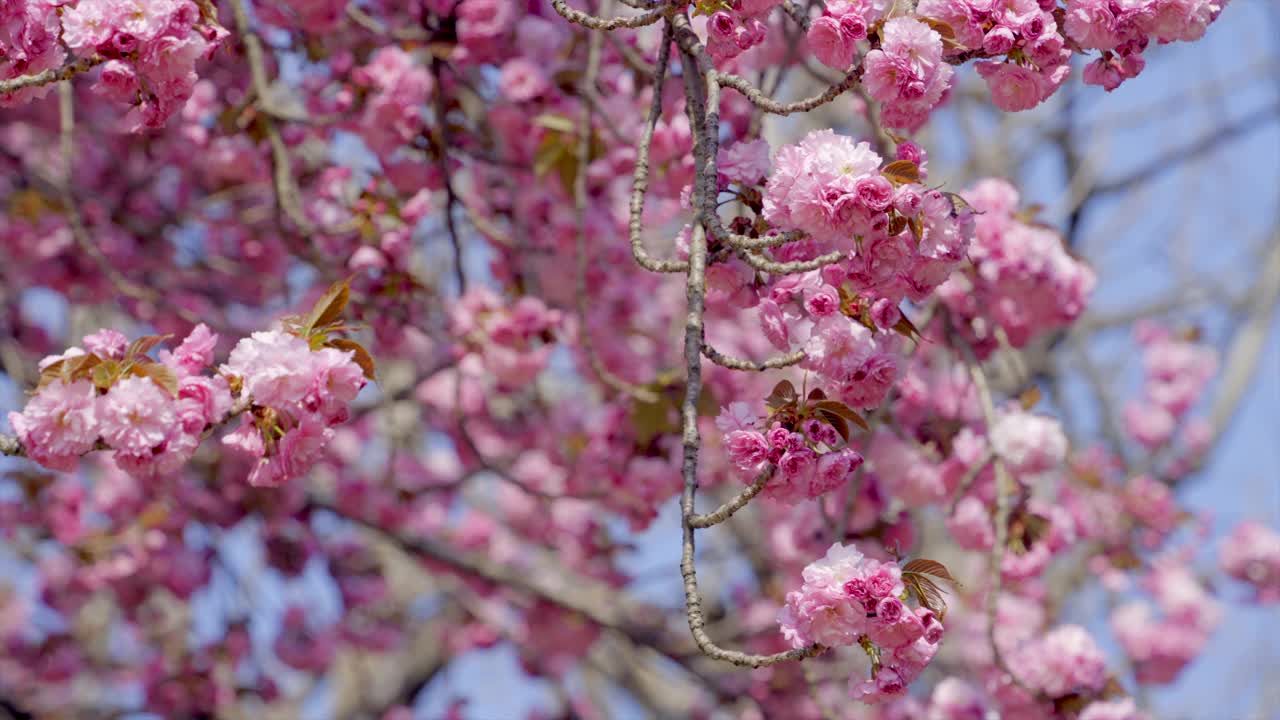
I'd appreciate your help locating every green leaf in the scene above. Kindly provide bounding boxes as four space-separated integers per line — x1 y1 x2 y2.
629 394 677 448
531 113 577 134
92 360 121 391
696 385 718 418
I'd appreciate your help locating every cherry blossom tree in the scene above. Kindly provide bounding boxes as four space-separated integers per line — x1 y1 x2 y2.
0 0 1276 717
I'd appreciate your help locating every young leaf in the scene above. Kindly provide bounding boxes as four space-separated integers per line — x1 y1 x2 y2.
907 216 924 244
126 334 171 361
902 558 961 587
765 380 797 409
887 214 909 237
327 338 377 381
942 191 976 216
1013 203 1045 224
306 279 352 331
532 113 577 134
807 387 827 401
917 16 956 39
138 502 170 530
129 362 179 397
1018 385 1042 410
92 360 121 391
901 573 949 619
881 160 920 185
629 395 677 448
696 387 719 418
815 409 851 443
813 400 870 431
892 314 924 343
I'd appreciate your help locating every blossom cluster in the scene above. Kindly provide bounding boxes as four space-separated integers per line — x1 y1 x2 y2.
1066 0 1229 90
705 0 783 64
7 285 371 487
1219 520 1280 603
1111 558 1221 684
777 543 945 704
807 0 885 71
1122 322 1217 449
862 17 957 130
764 132 971 302
717 400 865 504
220 327 368 487
938 178 1095 355
920 0 1071 112
449 288 564 390
63 0 226 127
8 325 231 477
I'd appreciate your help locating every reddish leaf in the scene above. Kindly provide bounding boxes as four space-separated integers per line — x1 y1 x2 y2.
766 380 798 410
128 362 179 396
306 279 352 331
887 214 909 237
881 160 920 185
902 558 961 587
815 410 851 443
918 16 956 39
807 387 826 401
892 314 924 343
942 191 976 216
902 573 949 619
126 335 171 361
907 216 924 244
813 400 870 431
327 338 377 381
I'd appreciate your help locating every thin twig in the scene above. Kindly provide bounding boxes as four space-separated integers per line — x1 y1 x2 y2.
715 68 864 116
551 0 670 30
948 449 994 514
431 58 468 294
958 338 1036 696
674 34 824 668
0 56 103 95
628 23 688 274
574 11 659 402
739 249 847 274
702 345 805 372
687 466 774 528
57 84 199 323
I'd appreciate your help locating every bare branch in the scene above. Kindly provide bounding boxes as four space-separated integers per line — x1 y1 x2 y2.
688 466 774 528
551 0 670 30
703 345 805 371
0 56 103 96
